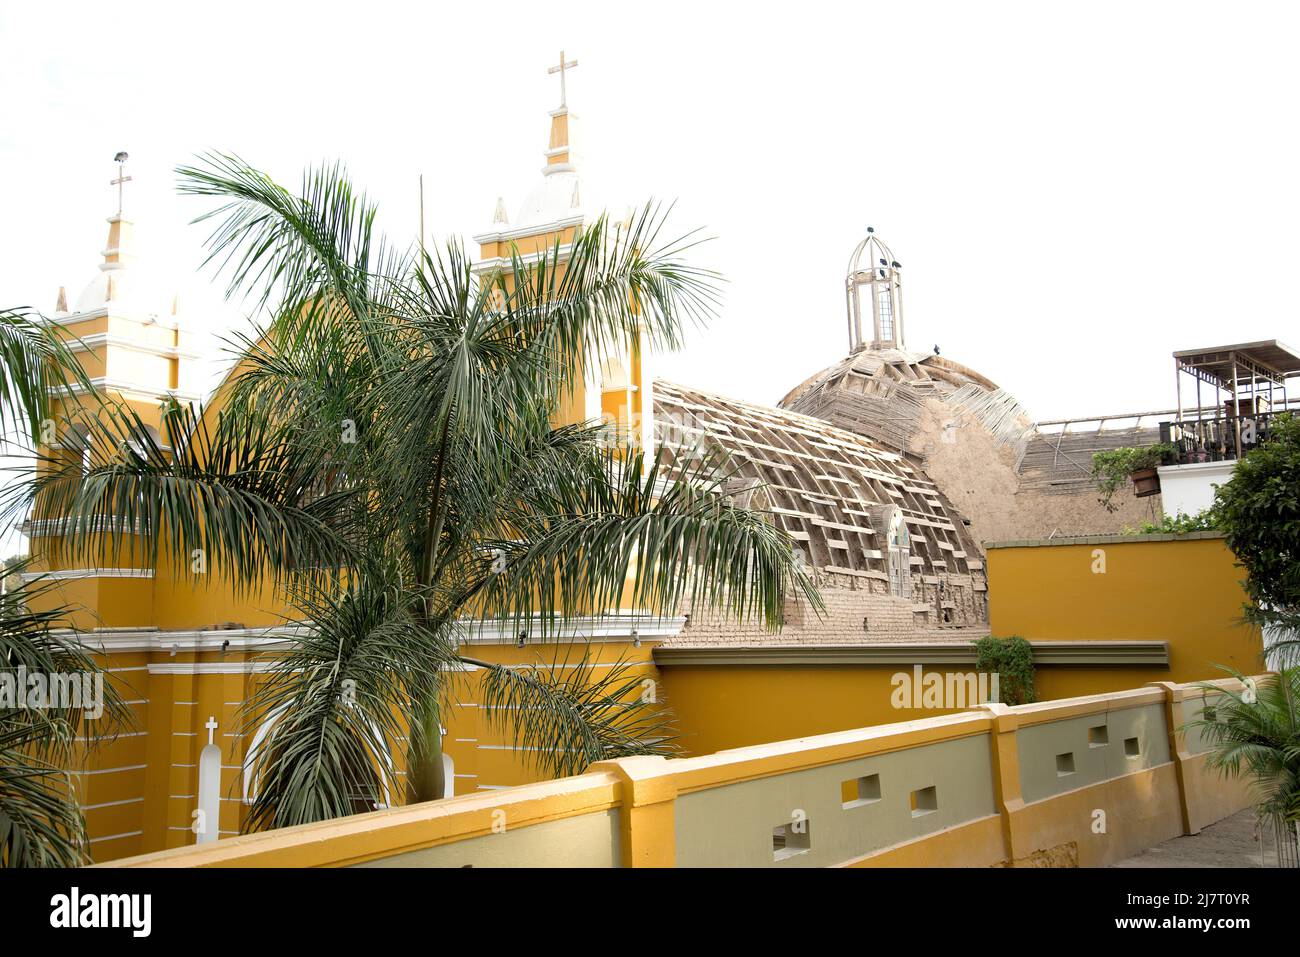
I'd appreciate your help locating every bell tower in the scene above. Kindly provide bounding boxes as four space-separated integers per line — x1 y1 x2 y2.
472 53 654 457
30 153 199 629
845 227 905 353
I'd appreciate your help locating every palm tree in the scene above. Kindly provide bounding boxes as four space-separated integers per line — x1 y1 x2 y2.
0 309 127 866
0 565 128 866
1186 667 1300 858
9 155 817 830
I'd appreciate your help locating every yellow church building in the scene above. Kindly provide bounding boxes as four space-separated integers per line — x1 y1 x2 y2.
27 57 1266 865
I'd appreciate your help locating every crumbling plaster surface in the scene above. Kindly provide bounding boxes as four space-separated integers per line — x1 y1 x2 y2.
909 398 1162 546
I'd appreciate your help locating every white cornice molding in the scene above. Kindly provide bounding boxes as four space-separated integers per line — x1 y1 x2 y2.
65 332 200 362
49 378 202 403
22 517 146 538
147 661 283 676
45 307 182 332
472 214 584 245
68 623 313 655
455 611 686 644
471 246 575 276
19 567 153 583
58 612 683 654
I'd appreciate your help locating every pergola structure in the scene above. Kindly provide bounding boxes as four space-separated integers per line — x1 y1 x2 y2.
1173 339 1300 459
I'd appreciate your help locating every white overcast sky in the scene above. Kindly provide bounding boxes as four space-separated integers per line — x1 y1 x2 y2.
3 0 1298 421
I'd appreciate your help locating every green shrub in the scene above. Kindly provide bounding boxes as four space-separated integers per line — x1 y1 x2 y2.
1213 413 1300 662
975 635 1036 705
1123 506 1220 535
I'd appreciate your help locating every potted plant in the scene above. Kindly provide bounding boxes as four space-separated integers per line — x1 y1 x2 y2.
1091 442 1178 510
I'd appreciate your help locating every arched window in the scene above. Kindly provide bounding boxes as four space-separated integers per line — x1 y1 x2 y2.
62 422 93 474
123 423 163 463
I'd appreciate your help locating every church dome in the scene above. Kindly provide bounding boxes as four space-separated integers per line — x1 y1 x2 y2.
782 227 1031 455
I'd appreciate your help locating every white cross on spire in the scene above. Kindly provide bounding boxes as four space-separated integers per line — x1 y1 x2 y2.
110 151 132 218
547 50 578 109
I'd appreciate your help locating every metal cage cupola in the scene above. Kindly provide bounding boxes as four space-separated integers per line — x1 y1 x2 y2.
845 227 905 353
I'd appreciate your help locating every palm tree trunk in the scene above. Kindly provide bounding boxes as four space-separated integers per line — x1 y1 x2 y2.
405 691 445 804
407 408 455 806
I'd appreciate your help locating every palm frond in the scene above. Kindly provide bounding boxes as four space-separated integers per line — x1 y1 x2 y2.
466 649 676 780
177 153 408 322
1 561 131 736
0 563 133 867
478 439 820 636
0 307 94 444
10 398 360 593
0 721 87 867
240 571 460 831
1185 666 1300 824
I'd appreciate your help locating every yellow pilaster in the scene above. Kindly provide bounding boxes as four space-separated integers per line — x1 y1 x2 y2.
977 702 1025 864
1148 681 1196 835
586 755 678 867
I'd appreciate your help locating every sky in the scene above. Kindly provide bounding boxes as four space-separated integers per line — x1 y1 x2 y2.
3 0 1299 422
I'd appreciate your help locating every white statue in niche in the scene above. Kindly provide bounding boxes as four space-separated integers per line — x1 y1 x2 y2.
886 507 911 600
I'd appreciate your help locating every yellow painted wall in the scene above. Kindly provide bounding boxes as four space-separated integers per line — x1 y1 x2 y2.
659 665 971 757
76 636 656 862
986 534 1263 681
101 676 1261 869
657 534 1265 758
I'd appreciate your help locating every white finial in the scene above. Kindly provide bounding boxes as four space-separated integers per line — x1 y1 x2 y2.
570 181 580 209
110 151 132 219
493 196 509 224
205 715 218 745
547 50 579 109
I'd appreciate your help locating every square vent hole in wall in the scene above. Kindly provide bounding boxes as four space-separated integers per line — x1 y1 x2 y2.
1056 751 1076 776
841 773 881 809
772 820 812 861
910 786 938 818
1089 725 1109 748
1124 737 1141 758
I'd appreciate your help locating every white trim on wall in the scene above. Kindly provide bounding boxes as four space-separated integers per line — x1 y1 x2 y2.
60 611 682 659
147 661 283 676
472 214 583 245
65 332 200 361
19 567 153 582
49 377 202 403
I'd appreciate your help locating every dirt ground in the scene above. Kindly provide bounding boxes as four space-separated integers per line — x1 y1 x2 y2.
1110 808 1282 868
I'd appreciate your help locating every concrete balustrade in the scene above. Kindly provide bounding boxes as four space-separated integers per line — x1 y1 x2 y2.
103 676 1259 868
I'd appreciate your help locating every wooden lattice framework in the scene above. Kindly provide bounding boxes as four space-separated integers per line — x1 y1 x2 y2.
654 380 985 605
